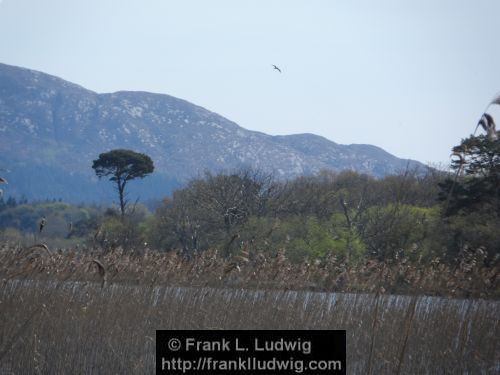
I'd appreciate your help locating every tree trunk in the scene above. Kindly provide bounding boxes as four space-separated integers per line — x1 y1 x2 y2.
117 179 127 217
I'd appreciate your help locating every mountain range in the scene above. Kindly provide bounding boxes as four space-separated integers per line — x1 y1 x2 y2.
0 63 427 203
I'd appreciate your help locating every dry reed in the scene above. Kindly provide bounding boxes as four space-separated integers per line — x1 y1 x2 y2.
0 243 497 299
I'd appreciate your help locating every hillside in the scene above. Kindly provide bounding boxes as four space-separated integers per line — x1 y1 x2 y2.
0 63 427 202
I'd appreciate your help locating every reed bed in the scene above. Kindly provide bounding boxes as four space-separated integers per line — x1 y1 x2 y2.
0 279 498 374
0 243 499 374
0 242 498 299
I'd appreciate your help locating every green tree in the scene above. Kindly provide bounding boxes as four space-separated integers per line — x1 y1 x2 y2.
361 204 438 260
438 132 500 257
92 149 154 216
440 135 500 216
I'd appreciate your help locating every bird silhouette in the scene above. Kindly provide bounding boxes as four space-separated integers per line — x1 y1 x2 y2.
272 64 282 73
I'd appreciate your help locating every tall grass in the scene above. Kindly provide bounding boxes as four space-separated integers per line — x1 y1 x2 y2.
0 279 498 374
0 243 499 373
0 242 497 299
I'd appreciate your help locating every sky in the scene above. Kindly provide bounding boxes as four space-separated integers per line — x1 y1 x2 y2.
1 0 499 166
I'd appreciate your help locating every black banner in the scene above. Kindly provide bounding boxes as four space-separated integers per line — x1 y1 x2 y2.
156 330 346 374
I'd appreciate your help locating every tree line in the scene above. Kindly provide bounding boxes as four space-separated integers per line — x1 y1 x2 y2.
0 131 498 267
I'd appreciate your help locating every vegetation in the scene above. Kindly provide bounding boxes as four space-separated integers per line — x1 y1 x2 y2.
1 109 500 374
92 149 154 216
0 161 498 297
436 134 500 258
0 241 496 298
146 167 473 265
0 119 498 298
0 266 498 374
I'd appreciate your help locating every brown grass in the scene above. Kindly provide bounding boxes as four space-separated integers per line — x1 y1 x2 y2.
0 243 499 373
0 278 498 374
0 242 497 299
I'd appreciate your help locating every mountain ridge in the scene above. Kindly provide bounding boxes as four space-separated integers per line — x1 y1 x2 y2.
0 62 427 202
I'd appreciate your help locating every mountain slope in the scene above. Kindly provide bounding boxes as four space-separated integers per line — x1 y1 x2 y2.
0 63 427 202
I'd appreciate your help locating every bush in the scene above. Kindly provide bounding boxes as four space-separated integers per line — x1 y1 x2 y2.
98 204 151 252
237 216 366 263
329 213 366 261
445 212 500 260
361 204 438 260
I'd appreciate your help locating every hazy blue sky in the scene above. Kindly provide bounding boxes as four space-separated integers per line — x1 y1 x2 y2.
1 0 499 165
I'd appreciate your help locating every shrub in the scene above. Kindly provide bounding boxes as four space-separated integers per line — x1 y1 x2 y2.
361 204 438 260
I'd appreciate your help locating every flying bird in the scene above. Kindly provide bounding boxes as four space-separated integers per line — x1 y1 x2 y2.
475 113 498 141
0 177 7 184
272 64 282 73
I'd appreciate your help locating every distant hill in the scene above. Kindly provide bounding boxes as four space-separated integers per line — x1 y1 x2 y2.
0 63 427 202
